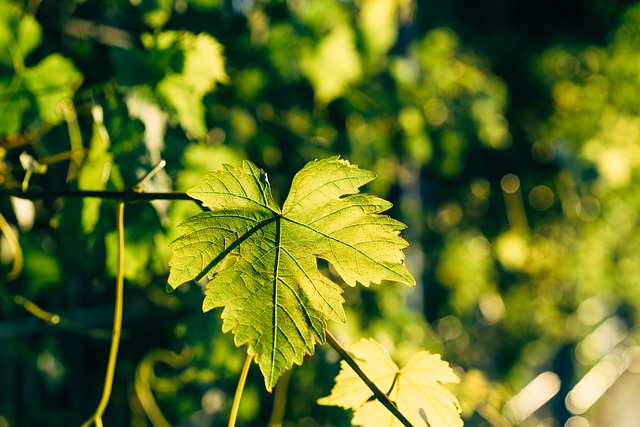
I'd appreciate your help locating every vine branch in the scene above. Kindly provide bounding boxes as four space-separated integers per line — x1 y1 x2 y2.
2 188 193 202
324 330 414 427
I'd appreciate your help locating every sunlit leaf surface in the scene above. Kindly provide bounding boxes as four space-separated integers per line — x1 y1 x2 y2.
169 157 414 389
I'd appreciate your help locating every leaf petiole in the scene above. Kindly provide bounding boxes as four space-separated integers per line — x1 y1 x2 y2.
228 352 253 427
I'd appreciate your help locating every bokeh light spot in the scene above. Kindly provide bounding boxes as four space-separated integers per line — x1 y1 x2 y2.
529 185 555 211
500 173 520 194
423 98 448 126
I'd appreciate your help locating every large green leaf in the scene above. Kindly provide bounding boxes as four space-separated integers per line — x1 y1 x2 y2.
168 157 414 389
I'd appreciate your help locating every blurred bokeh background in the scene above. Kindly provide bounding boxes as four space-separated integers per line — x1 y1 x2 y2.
3 0 640 425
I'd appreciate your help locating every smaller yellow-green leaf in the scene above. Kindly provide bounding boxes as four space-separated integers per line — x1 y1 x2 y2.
317 339 398 409
155 32 229 139
319 338 463 427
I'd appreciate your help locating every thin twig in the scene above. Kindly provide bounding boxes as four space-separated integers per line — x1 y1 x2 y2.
134 160 167 191
81 201 126 427
228 352 253 427
12 294 112 340
2 188 193 202
324 330 414 427
1 201 118 340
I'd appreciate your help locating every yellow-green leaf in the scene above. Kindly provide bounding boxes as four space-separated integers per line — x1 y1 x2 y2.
301 26 362 105
17 13 41 58
157 74 207 138
0 2 41 65
22 54 83 124
168 157 414 389
181 33 229 95
319 338 463 427
156 32 229 139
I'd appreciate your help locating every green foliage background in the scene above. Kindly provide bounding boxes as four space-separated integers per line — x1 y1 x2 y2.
2 0 640 425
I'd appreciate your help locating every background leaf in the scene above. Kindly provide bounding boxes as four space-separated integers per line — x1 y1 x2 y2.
22 54 83 124
319 338 463 427
301 26 362 104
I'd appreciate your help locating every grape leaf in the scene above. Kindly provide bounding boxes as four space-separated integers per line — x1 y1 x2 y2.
168 157 414 389
318 338 463 427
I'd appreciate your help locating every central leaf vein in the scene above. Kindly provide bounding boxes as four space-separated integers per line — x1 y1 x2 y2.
271 215 282 385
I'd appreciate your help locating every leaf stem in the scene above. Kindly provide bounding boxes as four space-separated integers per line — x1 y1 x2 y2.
81 200 126 427
228 352 252 427
324 330 414 427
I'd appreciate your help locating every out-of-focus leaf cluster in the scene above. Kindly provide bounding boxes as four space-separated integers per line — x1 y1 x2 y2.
3 0 640 425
